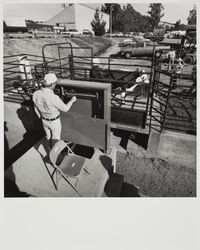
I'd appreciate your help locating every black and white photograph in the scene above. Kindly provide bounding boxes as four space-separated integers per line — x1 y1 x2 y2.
3 2 197 198
1 1 199 250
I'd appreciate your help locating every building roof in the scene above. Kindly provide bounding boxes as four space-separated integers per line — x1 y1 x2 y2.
45 4 109 26
45 5 76 25
4 16 26 27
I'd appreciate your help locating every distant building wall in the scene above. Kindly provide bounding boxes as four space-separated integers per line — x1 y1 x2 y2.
4 16 27 33
75 4 109 33
62 23 76 30
45 4 109 33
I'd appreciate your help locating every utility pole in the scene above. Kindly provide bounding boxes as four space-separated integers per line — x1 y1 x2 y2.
110 5 114 36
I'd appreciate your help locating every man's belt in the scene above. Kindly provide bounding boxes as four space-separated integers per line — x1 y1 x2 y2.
42 115 60 121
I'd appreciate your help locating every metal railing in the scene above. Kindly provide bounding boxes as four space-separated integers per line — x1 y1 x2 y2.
150 65 196 134
3 43 196 135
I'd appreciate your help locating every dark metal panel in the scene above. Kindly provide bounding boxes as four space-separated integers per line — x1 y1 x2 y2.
111 108 146 127
61 112 107 150
57 79 111 152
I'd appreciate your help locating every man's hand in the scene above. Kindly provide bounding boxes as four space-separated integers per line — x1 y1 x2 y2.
71 96 77 103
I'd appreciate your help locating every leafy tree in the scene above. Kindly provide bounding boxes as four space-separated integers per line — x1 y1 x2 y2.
91 8 106 36
101 4 122 32
148 3 164 30
122 4 152 33
165 25 170 31
187 5 196 25
101 3 121 15
174 20 181 30
173 20 187 31
101 3 153 33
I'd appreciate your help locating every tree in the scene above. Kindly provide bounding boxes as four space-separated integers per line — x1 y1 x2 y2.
101 3 153 33
148 3 164 30
174 20 181 30
91 8 106 36
101 4 122 32
187 5 196 25
173 20 187 31
122 4 152 33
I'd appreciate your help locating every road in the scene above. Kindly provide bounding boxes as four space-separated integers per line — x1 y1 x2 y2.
99 38 152 73
100 38 121 57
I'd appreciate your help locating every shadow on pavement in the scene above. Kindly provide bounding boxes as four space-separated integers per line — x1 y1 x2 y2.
4 102 44 197
121 182 140 197
112 128 149 150
4 121 32 197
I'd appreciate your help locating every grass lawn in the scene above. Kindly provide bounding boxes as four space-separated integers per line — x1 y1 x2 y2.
4 36 112 58
117 151 196 197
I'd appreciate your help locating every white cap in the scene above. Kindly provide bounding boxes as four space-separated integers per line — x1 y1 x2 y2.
93 58 100 65
142 69 145 73
44 73 57 86
18 55 27 61
178 58 182 62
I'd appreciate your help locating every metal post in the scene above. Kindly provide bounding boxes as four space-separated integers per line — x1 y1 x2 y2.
69 55 74 79
110 5 113 36
161 74 174 131
58 47 63 77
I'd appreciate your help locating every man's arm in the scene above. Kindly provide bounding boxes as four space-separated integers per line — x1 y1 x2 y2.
34 105 41 118
32 93 41 118
54 96 77 112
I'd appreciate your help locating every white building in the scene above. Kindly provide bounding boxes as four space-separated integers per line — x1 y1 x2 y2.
4 16 27 32
45 4 109 34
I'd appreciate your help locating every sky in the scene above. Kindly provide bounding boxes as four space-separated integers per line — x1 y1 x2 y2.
3 2 196 24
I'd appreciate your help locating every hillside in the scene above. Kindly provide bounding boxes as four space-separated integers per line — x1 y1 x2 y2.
3 36 112 58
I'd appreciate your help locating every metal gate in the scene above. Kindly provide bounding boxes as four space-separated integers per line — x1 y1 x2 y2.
150 64 196 134
40 43 154 133
149 68 174 132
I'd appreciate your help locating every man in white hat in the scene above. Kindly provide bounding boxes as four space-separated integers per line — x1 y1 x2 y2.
18 55 33 81
32 73 77 148
167 48 176 71
120 69 149 99
135 69 149 84
176 58 184 74
175 58 184 85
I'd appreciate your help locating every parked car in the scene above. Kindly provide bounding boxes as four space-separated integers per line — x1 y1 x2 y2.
115 44 170 59
82 29 93 36
119 39 137 47
62 29 80 37
104 33 110 37
111 32 124 38
123 33 132 38
119 38 153 48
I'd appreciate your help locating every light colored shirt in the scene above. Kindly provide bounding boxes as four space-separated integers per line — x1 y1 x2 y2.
176 63 184 74
32 88 73 119
19 59 33 80
123 73 149 95
136 73 149 84
168 50 176 60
